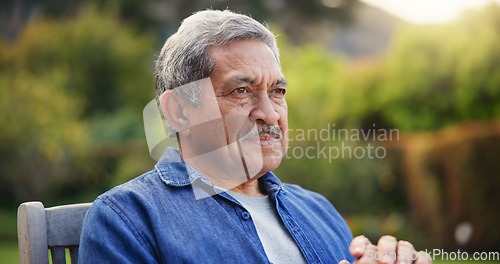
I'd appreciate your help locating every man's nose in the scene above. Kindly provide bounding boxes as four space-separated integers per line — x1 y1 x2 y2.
249 94 280 124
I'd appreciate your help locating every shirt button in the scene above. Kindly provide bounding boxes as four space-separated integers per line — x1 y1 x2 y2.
241 211 250 220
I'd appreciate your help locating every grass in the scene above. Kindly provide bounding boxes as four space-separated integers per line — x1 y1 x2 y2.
1 241 73 264
0 241 19 264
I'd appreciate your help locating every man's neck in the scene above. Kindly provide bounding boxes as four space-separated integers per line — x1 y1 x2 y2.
229 178 267 197
180 146 268 197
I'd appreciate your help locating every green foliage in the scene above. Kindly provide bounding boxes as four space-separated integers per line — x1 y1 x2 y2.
6 5 156 115
278 35 346 128
379 4 500 131
281 3 500 132
0 5 156 204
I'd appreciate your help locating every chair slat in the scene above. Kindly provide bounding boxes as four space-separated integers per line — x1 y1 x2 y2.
50 247 66 264
69 246 79 264
46 203 92 247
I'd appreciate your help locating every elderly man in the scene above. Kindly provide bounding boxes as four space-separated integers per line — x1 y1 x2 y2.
79 10 430 264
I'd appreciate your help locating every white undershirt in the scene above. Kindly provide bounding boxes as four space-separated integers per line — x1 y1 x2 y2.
225 190 307 264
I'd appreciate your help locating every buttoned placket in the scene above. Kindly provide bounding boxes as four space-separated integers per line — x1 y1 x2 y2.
217 191 272 263
271 187 322 264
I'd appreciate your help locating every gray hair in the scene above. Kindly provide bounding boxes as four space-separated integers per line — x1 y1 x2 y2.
154 9 280 137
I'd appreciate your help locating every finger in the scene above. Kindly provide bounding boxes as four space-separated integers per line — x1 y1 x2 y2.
355 244 377 264
377 235 398 264
414 251 432 264
349 235 372 258
395 240 416 264
339 260 351 264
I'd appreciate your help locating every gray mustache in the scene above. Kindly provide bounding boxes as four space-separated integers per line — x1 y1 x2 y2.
239 124 282 140
258 125 282 138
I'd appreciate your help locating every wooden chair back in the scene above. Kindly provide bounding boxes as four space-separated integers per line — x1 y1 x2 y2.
17 201 92 264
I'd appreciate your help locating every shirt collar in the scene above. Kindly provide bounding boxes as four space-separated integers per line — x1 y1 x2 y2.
155 147 199 187
155 147 283 193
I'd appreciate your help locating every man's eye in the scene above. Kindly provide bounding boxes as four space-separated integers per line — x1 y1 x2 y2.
233 87 248 94
272 88 286 95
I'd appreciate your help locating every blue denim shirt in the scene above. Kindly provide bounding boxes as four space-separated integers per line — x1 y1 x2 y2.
79 149 354 263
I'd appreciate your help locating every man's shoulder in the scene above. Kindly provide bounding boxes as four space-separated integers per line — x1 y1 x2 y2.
96 168 163 207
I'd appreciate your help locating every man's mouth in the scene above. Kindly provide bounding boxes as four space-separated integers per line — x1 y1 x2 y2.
258 133 280 146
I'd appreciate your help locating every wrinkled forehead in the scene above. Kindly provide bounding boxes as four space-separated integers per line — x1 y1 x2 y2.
209 40 281 72
208 41 284 89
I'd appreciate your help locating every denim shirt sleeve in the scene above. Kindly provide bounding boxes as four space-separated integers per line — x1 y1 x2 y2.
79 198 158 264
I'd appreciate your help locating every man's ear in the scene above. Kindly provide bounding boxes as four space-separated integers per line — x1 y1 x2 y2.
161 90 189 133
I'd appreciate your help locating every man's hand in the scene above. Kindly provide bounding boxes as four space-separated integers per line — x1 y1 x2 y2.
339 235 432 264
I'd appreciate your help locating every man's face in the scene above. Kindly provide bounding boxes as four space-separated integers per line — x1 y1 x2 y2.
175 40 288 187
207 40 289 175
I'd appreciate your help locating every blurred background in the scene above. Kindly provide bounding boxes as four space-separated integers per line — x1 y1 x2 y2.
1 0 499 262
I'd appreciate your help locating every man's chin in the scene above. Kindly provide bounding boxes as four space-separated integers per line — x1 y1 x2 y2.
260 152 284 172
239 148 283 178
